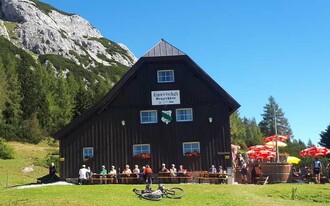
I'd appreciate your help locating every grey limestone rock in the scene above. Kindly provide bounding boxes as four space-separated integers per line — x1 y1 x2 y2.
0 0 136 67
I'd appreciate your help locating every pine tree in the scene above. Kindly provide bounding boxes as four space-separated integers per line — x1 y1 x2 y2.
281 139 306 158
2 55 23 126
0 58 8 122
319 124 330 148
230 111 247 149
243 117 263 146
307 138 314 148
19 65 41 120
36 64 58 132
73 83 93 119
258 96 293 138
52 74 75 131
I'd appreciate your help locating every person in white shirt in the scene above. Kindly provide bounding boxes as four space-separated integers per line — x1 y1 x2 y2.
133 165 140 183
170 164 177 177
108 165 117 183
122 165 132 183
78 165 89 185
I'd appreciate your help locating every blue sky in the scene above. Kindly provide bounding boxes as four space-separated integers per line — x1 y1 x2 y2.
42 0 330 145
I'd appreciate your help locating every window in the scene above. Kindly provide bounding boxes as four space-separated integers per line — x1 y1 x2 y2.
157 70 174 83
176 108 193 122
133 144 150 156
183 142 200 155
140 110 157 124
83 147 94 159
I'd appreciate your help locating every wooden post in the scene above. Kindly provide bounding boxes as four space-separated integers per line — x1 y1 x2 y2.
6 170 9 188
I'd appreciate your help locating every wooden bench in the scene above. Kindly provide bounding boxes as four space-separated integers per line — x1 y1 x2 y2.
157 172 192 183
194 172 228 184
119 174 141 184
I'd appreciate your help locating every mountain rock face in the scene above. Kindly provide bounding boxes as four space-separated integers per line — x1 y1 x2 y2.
0 0 136 67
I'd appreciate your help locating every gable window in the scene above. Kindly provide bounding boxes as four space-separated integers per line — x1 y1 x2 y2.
140 110 158 124
83 147 94 159
183 142 200 155
133 144 151 156
176 108 193 122
157 70 174 83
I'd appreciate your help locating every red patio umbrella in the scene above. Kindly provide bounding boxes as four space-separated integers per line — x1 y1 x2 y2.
247 145 275 151
264 135 288 143
248 150 276 160
299 146 330 157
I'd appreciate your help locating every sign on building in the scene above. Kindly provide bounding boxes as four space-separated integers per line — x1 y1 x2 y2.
151 90 180 105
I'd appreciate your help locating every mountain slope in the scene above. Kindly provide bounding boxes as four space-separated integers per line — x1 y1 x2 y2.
0 0 136 68
0 0 137 142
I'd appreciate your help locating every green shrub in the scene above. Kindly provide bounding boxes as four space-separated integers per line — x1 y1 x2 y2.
34 148 59 172
0 137 14 159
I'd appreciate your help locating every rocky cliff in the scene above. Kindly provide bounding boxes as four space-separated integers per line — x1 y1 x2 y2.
0 0 136 68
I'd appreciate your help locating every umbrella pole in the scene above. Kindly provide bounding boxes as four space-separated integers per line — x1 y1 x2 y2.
274 108 279 162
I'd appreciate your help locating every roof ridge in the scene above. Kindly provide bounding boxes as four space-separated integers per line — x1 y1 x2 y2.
143 39 186 57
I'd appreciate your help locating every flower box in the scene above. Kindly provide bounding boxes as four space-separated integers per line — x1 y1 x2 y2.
132 153 151 160
185 151 201 158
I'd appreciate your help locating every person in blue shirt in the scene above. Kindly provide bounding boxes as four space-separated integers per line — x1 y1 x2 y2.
313 157 322 184
208 165 217 173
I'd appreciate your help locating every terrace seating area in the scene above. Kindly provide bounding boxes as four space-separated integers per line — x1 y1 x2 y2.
66 171 230 185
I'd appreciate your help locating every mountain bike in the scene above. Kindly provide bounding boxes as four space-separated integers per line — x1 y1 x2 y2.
133 184 185 201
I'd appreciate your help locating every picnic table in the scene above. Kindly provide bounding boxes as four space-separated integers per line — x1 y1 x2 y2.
88 173 117 184
157 171 192 183
194 171 228 184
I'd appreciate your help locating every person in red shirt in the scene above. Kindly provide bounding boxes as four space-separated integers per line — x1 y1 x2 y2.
144 165 153 184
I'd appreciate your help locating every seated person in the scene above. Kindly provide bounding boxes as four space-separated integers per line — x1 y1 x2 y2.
122 164 132 183
218 165 224 173
100 165 107 176
133 165 140 182
299 165 311 179
292 167 299 177
100 165 107 184
177 165 187 183
170 164 177 177
108 166 117 177
159 163 169 173
133 165 140 175
122 165 132 176
108 166 117 183
86 166 93 179
208 165 217 173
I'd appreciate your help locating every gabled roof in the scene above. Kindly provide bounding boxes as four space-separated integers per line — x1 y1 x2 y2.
53 39 240 139
143 39 186 57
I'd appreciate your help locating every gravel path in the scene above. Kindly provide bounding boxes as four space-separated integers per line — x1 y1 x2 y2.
14 181 74 189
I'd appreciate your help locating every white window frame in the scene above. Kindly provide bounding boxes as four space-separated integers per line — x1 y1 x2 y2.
176 108 193 122
140 110 158 124
83 147 94 159
157 70 174 83
133 144 151 156
182 142 200 156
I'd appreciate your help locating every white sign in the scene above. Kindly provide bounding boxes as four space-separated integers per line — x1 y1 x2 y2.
151 90 180 105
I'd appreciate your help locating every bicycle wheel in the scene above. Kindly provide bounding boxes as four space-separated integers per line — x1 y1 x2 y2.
132 188 143 196
164 187 185 199
141 193 162 201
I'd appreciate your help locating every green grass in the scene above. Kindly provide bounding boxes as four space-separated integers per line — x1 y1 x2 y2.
0 141 55 189
3 21 18 39
31 0 73 16
1 142 329 205
0 184 329 206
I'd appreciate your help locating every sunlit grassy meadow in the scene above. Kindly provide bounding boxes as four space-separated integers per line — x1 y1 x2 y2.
0 142 329 205
1 184 330 206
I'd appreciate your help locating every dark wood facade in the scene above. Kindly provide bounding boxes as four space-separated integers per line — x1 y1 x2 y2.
54 40 240 178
